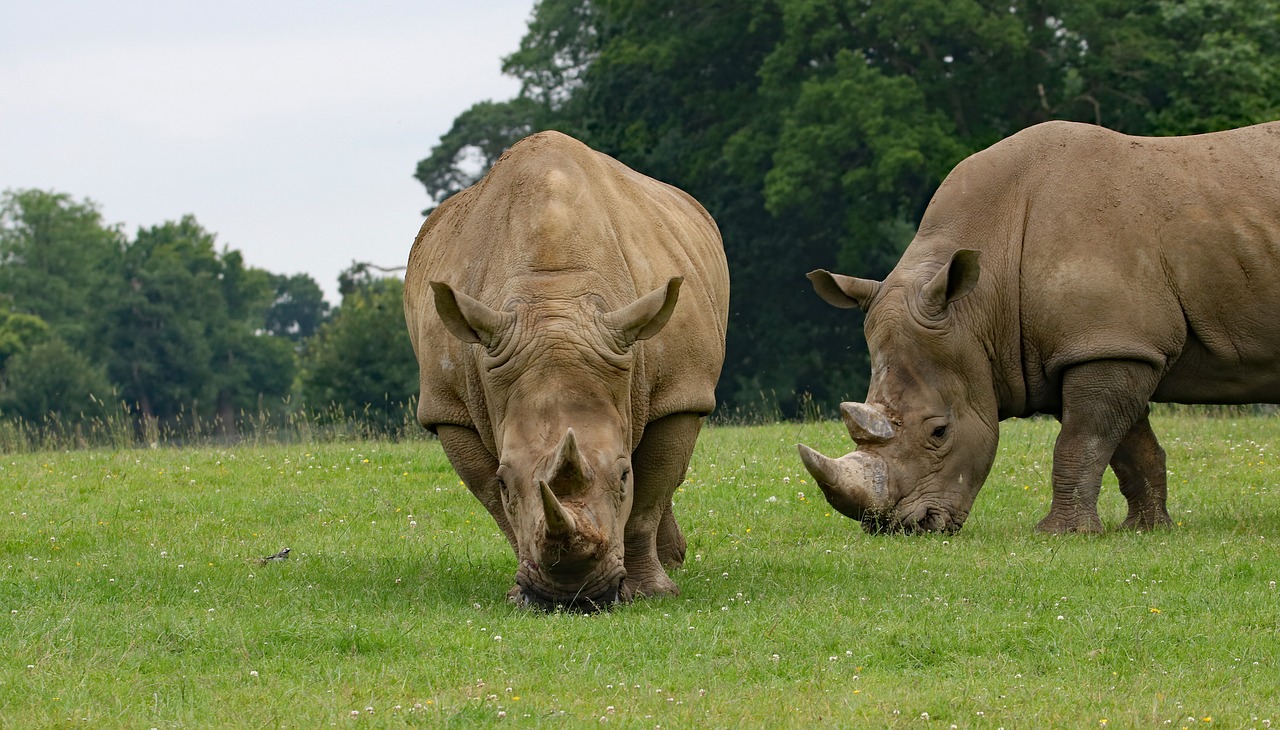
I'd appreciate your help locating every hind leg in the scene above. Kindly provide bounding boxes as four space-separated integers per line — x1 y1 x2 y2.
656 500 687 568
1037 360 1161 534
1110 409 1174 530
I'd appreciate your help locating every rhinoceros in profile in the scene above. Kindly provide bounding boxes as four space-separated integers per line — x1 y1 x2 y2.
404 131 729 608
799 120 1280 534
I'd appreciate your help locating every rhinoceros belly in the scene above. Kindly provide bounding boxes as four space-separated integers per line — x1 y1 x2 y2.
1155 331 1280 404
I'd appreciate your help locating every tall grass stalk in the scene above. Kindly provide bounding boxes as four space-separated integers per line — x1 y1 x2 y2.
0 400 428 455
1 412 1277 726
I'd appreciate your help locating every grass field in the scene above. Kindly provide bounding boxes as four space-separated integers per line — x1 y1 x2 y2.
2 413 1277 728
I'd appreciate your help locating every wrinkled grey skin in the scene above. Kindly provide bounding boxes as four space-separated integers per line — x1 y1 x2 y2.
405 131 729 608
799 120 1280 534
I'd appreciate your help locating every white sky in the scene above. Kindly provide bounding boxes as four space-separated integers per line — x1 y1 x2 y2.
0 0 534 304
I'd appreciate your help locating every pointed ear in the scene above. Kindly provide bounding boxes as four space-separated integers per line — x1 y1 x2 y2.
806 270 881 310
430 281 514 348
602 276 682 347
920 249 980 317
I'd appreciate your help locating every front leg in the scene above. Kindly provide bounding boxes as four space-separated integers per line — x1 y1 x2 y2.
625 413 703 598
1110 409 1174 530
1037 360 1161 534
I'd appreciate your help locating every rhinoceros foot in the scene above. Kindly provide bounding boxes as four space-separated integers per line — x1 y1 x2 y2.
1034 510 1104 535
624 570 679 600
1120 509 1174 531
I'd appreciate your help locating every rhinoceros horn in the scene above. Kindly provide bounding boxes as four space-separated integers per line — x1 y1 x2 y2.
841 402 895 445
796 445 891 521
540 479 577 539
548 428 590 492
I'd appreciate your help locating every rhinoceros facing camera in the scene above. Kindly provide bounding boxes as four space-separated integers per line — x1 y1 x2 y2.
405 131 729 609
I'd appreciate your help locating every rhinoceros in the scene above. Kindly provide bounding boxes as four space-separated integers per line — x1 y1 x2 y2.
404 131 729 608
798 120 1280 534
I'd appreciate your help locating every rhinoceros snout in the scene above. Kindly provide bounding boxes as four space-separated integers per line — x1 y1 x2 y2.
512 571 626 613
892 504 966 535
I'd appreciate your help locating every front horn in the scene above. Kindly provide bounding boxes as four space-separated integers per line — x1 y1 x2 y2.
540 480 577 539
796 445 890 521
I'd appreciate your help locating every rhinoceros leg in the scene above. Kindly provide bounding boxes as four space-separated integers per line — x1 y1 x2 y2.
625 412 702 598
1110 410 1174 530
656 499 686 568
1038 360 1162 534
436 424 519 553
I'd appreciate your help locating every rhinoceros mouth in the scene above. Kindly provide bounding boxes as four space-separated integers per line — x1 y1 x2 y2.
870 503 965 534
513 561 627 613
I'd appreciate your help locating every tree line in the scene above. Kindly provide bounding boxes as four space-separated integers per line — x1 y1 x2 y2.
417 0 1279 417
0 189 417 438
5 1 1277 438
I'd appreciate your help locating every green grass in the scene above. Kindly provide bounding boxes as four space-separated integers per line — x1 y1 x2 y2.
1 414 1277 727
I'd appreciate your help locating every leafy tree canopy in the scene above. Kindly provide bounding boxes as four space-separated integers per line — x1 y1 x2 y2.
107 215 298 427
415 0 1279 417
0 337 111 425
301 266 417 430
265 272 331 342
0 189 124 360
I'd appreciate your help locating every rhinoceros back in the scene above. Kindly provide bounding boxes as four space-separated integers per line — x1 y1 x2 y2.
914 120 1280 409
404 131 730 445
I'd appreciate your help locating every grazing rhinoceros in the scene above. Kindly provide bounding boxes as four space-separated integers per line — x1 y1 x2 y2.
404 131 729 608
798 120 1280 534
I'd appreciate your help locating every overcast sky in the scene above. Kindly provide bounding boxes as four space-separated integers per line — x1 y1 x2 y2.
0 1 535 303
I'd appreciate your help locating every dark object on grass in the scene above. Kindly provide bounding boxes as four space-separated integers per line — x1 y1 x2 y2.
257 547 291 565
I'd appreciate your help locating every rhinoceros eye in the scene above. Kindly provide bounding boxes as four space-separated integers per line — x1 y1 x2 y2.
931 425 948 440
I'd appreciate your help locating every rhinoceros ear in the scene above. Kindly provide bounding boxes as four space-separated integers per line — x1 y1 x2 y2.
430 281 514 349
806 270 880 311
920 249 980 317
602 276 683 347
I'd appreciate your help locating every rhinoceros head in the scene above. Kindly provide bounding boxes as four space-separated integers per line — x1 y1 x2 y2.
431 277 682 609
798 250 1000 533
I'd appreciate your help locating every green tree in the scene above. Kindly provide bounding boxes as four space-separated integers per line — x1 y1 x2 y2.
0 306 50 373
108 216 296 429
0 189 124 360
1067 0 1280 134
265 272 331 341
301 270 417 431
414 98 543 213
0 338 112 424
416 0 1280 416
